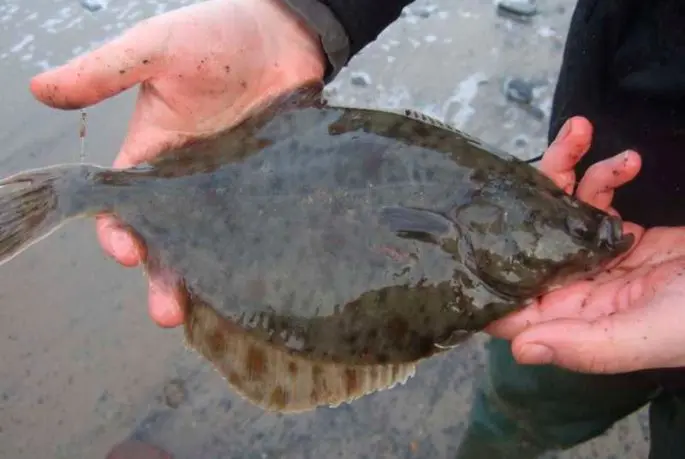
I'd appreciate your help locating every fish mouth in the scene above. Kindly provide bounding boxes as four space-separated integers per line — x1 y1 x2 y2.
597 215 635 254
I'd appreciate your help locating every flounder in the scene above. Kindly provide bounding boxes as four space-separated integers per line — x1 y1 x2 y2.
0 82 633 413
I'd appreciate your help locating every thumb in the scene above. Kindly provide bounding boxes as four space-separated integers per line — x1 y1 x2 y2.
29 20 165 110
511 304 681 374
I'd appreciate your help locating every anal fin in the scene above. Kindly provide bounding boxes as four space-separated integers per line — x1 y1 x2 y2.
184 300 416 413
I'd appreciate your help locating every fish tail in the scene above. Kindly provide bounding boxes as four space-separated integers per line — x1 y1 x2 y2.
0 164 115 266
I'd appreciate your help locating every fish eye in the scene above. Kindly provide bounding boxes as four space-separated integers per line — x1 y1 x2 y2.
565 216 592 241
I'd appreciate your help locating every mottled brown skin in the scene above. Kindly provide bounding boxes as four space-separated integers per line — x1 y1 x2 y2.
0 83 633 371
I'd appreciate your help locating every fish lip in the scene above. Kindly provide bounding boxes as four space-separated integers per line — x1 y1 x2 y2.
613 232 635 254
597 215 634 254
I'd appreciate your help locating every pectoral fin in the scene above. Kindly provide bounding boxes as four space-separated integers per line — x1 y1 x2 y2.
379 206 453 244
434 330 472 350
184 299 416 413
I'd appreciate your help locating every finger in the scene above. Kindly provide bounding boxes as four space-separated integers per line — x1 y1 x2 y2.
95 216 145 267
147 272 186 328
575 150 641 211
486 261 655 340
29 20 165 110
509 298 678 374
508 269 685 373
114 119 191 168
485 281 595 339
538 116 593 194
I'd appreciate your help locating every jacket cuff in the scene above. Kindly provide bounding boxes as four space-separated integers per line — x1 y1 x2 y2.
281 0 351 82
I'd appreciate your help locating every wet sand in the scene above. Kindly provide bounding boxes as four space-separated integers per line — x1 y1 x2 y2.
0 0 649 457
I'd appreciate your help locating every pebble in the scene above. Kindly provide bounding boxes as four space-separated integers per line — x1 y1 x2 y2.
79 0 105 12
496 0 538 17
513 135 528 148
162 379 186 409
415 4 438 18
503 77 534 105
350 71 372 87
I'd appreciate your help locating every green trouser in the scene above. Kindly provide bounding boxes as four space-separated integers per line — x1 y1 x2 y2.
455 338 685 458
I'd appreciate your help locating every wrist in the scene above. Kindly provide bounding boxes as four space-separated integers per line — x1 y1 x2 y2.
272 0 350 81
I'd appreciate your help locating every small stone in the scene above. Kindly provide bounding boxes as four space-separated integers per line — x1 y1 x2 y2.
503 77 534 105
496 0 538 17
415 5 438 18
513 135 528 148
79 0 105 12
350 72 372 87
162 378 186 409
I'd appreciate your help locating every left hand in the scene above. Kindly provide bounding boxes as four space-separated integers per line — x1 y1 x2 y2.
28 0 326 328
486 116 685 374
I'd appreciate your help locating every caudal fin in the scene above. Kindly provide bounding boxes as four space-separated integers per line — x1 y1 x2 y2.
0 165 104 266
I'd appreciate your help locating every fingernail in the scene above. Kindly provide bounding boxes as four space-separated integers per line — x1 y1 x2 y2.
519 344 554 365
556 119 574 142
109 228 134 256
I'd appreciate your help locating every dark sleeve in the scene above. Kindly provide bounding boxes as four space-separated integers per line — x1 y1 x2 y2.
283 0 414 80
549 0 685 227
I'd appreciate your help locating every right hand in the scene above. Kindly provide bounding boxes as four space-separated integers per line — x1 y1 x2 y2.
28 0 326 328
486 116 685 374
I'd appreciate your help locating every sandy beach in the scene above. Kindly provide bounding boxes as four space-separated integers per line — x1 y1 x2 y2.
0 0 649 457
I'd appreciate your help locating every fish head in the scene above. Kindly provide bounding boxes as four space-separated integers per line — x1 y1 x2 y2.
446 176 635 300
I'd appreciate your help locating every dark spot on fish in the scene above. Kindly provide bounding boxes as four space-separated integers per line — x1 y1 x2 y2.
142 59 150 64
391 365 400 381
224 65 231 73
310 364 325 402
377 289 388 304
328 121 348 136
345 368 359 394
612 169 620 176
246 346 266 379
418 334 436 355
288 361 298 376
269 386 288 409
228 371 242 386
240 80 248 89
386 316 409 342
119 69 126 75
370 367 379 380
206 327 228 357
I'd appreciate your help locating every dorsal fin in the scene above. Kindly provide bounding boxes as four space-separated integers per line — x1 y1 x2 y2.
401 108 461 132
400 109 520 162
184 299 416 413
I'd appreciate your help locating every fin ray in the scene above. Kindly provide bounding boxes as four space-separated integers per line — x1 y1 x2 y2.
184 299 416 413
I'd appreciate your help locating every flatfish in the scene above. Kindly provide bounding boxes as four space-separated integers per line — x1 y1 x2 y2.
0 82 633 412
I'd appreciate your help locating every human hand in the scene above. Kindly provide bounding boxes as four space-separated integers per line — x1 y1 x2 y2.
29 0 326 327
487 116 685 374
